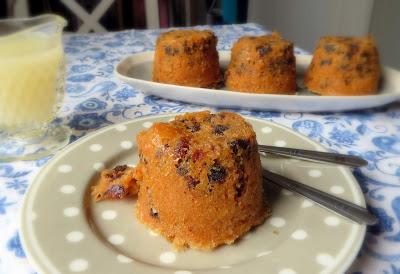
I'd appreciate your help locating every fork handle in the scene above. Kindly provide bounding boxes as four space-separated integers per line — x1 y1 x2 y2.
262 169 377 225
259 144 368 168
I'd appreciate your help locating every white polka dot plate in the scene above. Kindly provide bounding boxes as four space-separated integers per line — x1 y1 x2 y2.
20 114 366 274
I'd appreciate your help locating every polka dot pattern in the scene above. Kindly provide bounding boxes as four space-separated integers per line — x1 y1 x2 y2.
117 254 133 263
274 140 287 147
261 126 272 134
316 253 335 266
330 186 345 194
115 124 127 131
301 200 314 208
143 121 153 128
291 229 308 240
93 162 105 171
120 141 133 149
308 169 322 178
159 252 176 264
58 164 72 173
102 210 117 220
256 251 272 257
89 144 103 152
279 269 297 274
66 231 84 242
63 207 79 217
108 234 125 245
60 185 76 194
69 259 88 272
324 216 341 226
269 217 286 228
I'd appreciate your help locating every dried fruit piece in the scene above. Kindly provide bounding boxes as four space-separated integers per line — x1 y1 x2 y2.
92 165 139 201
213 125 229 135
174 137 190 159
230 139 250 155
186 176 200 189
176 165 189 176
256 45 272 57
192 149 205 162
207 162 227 183
105 185 126 199
324 44 335 53
320 59 332 66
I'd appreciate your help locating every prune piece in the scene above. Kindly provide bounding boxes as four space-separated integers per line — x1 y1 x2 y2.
208 162 227 183
114 165 127 172
230 139 250 155
184 42 199 55
213 125 229 135
356 64 364 74
320 59 332 66
256 45 272 57
268 59 293 72
187 123 201 133
150 207 159 218
361 51 370 61
286 57 295 66
165 46 179 56
340 63 349 70
346 44 359 59
186 176 200 189
106 185 125 199
106 165 128 180
176 165 189 176
344 77 352 85
192 149 205 162
139 153 148 164
324 44 335 53
174 137 190 159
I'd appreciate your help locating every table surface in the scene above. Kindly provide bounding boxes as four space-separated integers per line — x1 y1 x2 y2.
0 23 399 274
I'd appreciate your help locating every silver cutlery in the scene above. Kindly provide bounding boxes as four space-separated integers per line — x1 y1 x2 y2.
259 144 368 168
262 169 377 225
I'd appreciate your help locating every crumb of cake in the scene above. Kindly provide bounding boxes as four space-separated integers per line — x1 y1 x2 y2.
91 165 139 201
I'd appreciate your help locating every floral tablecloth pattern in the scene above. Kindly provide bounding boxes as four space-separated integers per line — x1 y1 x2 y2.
0 23 399 274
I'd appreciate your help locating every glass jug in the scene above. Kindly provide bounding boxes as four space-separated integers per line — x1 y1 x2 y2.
0 14 70 161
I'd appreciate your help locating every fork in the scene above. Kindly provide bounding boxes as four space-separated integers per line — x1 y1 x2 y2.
262 169 377 225
259 144 368 168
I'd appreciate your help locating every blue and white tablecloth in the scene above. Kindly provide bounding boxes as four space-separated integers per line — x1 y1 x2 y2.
0 23 399 274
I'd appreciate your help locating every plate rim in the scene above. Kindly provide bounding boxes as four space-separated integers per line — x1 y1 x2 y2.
19 113 367 274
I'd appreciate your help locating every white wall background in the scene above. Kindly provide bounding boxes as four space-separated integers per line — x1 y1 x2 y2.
369 0 400 69
248 0 400 69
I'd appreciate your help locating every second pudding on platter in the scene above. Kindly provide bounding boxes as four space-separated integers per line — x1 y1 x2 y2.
225 32 296 94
